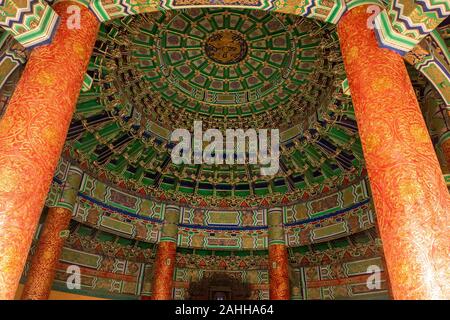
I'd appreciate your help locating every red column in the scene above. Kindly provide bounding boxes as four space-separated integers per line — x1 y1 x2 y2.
0 1 98 299
338 5 450 299
267 208 290 300
268 244 290 300
151 205 180 300
22 166 83 299
151 241 177 300
21 207 72 299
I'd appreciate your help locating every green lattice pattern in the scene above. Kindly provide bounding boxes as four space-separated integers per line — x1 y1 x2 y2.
132 9 319 117
65 9 365 206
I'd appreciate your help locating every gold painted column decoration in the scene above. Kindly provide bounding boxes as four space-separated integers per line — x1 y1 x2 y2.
337 5 450 299
151 205 180 300
0 0 99 299
21 166 83 300
267 207 290 300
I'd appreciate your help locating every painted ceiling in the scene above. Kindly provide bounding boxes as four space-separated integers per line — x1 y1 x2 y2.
63 8 365 207
64 220 381 270
6 3 447 300
22 214 383 299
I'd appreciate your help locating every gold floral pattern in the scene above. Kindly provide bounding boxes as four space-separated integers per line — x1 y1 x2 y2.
338 5 450 300
268 244 290 300
22 207 72 300
151 241 177 300
0 1 99 299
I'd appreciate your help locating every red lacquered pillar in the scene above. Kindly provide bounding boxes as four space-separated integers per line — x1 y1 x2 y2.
22 167 83 299
337 5 450 299
0 1 99 299
267 207 290 300
151 205 180 300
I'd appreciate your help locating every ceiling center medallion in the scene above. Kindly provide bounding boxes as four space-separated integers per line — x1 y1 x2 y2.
205 30 248 65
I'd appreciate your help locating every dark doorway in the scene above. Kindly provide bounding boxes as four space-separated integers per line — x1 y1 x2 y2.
188 272 251 300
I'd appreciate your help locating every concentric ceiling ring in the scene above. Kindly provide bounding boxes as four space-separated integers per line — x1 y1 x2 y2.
66 8 363 209
130 9 324 120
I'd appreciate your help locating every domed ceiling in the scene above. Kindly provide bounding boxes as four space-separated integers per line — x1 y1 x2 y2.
63 8 365 208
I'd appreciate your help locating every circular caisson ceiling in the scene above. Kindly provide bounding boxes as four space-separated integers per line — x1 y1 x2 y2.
105 8 346 131
64 8 365 208
140 8 311 120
